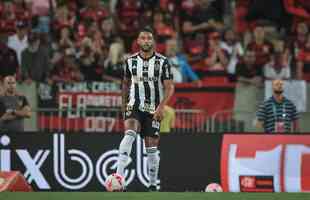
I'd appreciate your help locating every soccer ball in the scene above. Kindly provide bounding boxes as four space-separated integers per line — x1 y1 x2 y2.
104 173 125 192
205 183 223 192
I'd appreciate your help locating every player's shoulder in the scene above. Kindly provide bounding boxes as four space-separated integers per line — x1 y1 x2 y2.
154 52 168 60
126 52 139 60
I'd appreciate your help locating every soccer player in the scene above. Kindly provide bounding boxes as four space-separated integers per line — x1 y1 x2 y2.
116 27 174 191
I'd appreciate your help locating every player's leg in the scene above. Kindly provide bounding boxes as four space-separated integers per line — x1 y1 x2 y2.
144 116 161 190
116 116 141 177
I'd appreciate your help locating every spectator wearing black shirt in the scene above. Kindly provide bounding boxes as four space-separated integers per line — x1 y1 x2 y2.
233 49 263 132
181 0 223 57
0 76 31 132
0 38 19 79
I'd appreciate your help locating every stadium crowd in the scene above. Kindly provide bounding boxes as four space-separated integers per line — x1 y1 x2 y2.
0 0 309 86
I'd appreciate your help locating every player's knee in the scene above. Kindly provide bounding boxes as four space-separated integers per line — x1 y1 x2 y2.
119 130 137 154
124 119 140 132
125 129 137 138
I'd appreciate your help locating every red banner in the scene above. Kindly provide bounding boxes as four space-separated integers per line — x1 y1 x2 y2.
170 83 234 116
221 134 310 192
38 82 235 132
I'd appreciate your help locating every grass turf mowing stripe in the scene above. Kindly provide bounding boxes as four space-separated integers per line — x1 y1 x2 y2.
0 192 310 200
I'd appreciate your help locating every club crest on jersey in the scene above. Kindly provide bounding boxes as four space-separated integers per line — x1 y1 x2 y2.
125 110 132 117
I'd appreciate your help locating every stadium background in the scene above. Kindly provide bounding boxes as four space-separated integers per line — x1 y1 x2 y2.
0 0 310 197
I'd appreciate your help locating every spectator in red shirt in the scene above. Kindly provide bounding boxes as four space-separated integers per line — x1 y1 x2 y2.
291 22 308 58
247 24 273 67
51 50 83 83
284 0 310 31
0 37 19 78
79 0 109 23
181 0 223 58
296 34 310 80
115 0 142 49
53 5 75 34
153 10 176 54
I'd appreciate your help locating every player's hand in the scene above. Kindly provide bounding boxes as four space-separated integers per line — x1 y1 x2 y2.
0 112 16 121
153 104 164 121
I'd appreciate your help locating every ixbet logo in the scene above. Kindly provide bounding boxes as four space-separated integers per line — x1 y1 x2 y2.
0 134 158 190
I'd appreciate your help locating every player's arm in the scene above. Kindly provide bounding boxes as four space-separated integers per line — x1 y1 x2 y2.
159 59 174 107
160 80 174 107
122 60 131 112
154 59 174 120
14 96 31 118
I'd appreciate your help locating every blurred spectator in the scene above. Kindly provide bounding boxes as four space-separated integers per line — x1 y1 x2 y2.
53 5 76 33
234 0 253 33
245 0 291 31
233 49 263 131
7 20 29 66
100 17 117 46
115 0 142 49
264 54 291 80
21 32 51 83
182 0 222 34
31 0 57 33
57 26 74 50
220 28 244 74
264 38 291 80
247 24 273 68
256 79 299 133
204 31 228 71
0 38 19 78
51 50 83 83
153 9 176 54
0 75 31 132
165 38 202 85
0 1 31 35
296 34 310 80
284 0 310 32
79 0 109 22
102 41 125 83
291 22 308 58
235 50 263 87
160 105 176 133
181 0 223 57
77 37 99 81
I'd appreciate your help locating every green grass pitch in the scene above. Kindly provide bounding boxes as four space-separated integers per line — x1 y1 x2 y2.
0 192 310 200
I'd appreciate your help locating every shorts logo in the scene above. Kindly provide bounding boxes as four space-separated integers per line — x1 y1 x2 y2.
152 121 160 129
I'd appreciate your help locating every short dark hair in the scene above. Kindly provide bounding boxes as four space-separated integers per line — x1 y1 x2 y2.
139 26 154 35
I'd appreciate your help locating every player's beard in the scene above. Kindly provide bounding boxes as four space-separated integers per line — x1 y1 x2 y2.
140 44 153 52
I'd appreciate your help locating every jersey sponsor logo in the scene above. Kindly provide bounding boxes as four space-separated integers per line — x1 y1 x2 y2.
132 76 159 83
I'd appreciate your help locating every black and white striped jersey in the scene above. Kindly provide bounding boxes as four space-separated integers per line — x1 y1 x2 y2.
124 52 172 114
